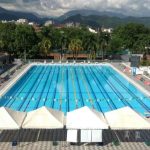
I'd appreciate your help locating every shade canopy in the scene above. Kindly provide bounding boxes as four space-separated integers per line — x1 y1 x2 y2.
66 106 108 129
104 107 150 130
22 106 64 129
0 107 26 130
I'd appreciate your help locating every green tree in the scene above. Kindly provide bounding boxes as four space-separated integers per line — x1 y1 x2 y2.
68 39 83 60
14 24 38 59
113 23 150 53
38 38 51 58
83 33 98 60
0 23 16 60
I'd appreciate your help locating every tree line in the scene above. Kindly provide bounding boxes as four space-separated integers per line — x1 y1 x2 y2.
0 22 150 61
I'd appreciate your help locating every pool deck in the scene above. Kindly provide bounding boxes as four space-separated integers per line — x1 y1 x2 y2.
0 64 30 96
111 62 150 96
0 129 150 150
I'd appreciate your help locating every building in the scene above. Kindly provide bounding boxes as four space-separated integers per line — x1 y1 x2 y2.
65 22 74 27
88 27 97 34
28 22 35 26
44 20 53 26
101 27 113 33
1 20 15 24
16 19 28 24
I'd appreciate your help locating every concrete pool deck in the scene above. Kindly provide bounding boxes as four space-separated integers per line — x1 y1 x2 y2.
0 129 150 150
111 63 150 97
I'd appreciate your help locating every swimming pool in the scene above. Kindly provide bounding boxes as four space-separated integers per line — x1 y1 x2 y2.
0 64 150 115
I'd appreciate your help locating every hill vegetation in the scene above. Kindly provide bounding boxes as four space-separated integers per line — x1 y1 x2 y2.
0 22 150 65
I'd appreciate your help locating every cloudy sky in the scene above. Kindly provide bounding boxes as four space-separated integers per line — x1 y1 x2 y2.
0 0 150 17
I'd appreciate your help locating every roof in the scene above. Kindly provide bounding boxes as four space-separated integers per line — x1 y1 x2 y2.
66 106 108 129
104 107 150 130
22 106 64 129
0 107 26 130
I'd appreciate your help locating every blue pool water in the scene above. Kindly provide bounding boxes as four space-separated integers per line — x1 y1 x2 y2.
0 65 150 115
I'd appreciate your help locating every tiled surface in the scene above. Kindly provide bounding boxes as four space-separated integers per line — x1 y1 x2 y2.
112 63 150 92
0 129 150 150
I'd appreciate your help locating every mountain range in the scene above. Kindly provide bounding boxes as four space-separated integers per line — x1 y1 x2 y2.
0 7 49 24
0 7 150 27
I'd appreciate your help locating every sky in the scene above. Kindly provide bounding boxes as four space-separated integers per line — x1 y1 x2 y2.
0 0 150 17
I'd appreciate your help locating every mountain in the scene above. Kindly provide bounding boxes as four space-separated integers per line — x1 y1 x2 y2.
1 7 150 28
58 9 126 21
62 14 150 28
0 7 49 24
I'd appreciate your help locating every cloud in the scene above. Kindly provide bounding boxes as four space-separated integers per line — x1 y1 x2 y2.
0 0 150 17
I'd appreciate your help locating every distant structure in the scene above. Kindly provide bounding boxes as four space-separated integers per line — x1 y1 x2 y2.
44 20 53 26
101 27 113 33
28 22 35 26
1 20 15 24
65 22 80 28
16 19 28 24
88 27 97 34
65 22 74 27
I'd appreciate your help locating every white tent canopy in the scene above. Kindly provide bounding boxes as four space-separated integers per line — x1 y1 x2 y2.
22 106 64 129
0 107 26 130
104 106 150 130
66 106 108 129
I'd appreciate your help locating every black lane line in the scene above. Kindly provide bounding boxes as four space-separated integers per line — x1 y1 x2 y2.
19 66 48 111
90 66 117 109
7 66 40 108
87 66 115 111
51 66 60 108
95 66 134 109
105 67 150 112
82 66 102 112
74 67 84 106
44 66 56 106
34 66 52 109
3 66 37 107
66 68 69 112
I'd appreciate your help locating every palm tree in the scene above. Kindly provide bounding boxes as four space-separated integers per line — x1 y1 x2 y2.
83 34 98 60
38 38 51 59
99 32 111 60
60 33 68 60
68 39 83 60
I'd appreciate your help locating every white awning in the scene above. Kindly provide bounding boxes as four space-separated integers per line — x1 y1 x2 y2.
104 107 150 130
22 106 64 129
67 129 78 142
81 130 91 142
66 106 108 129
0 107 26 130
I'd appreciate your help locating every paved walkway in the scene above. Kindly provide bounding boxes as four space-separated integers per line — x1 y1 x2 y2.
111 63 150 94
0 129 150 150
0 63 27 91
